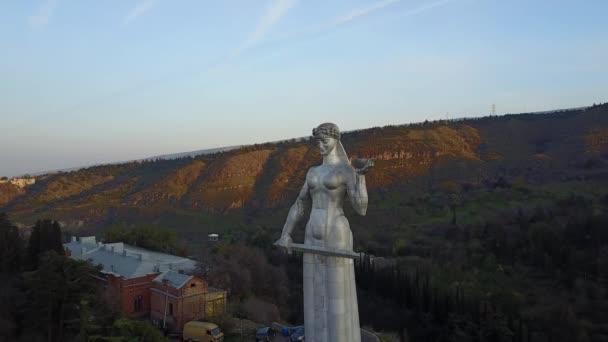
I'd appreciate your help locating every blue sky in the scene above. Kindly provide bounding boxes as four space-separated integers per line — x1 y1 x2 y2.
1 0 607 176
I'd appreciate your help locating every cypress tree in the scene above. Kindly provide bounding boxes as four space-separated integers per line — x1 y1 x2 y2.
28 220 42 268
0 212 23 273
51 221 65 255
28 219 65 268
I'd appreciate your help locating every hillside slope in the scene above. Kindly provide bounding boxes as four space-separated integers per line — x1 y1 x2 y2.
2 103 608 227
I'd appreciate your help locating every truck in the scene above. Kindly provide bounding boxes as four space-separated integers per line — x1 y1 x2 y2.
182 321 224 342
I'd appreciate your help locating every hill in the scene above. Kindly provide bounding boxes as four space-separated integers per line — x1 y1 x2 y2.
2 104 607 229
3 103 608 340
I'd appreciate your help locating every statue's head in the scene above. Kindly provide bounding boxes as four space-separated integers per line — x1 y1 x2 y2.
313 123 340 156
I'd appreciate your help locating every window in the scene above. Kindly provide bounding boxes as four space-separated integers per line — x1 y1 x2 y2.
191 283 196 288
134 295 143 311
206 298 225 317
169 303 173 316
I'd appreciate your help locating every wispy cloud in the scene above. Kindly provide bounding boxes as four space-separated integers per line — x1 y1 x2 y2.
331 0 459 29
231 0 298 58
332 0 400 26
259 0 457 48
395 0 458 19
28 0 58 29
123 0 158 25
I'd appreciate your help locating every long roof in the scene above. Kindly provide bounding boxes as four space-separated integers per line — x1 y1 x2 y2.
64 236 197 279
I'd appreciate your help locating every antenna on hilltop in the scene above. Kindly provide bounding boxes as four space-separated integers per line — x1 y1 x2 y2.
492 103 496 116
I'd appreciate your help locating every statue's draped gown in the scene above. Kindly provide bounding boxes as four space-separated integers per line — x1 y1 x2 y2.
300 141 363 342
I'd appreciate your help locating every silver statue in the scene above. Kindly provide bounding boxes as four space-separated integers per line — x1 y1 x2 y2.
275 123 373 342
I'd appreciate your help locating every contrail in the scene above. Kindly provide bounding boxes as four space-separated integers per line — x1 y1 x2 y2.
51 0 297 116
28 0 58 29
123 0 158 25
230 0 298 59
48 0 457 116
332 0 400 26
256 0 458 51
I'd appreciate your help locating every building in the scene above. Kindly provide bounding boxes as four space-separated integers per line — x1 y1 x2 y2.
150 271 227 331
64 236 227 332
9 177 35 188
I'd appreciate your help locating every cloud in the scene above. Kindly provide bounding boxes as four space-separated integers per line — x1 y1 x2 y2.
395 0 458 19
331 0 459 28
123 0 158 25
231 0 298 58
28 0 58 29
332 0 400 26
259 0 457 48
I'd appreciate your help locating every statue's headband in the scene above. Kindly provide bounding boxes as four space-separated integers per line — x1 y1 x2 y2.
312 124 340 140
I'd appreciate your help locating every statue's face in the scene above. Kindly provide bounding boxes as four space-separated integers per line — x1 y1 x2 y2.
318 137 337 156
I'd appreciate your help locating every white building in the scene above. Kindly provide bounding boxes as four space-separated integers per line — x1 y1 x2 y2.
9 177 35 188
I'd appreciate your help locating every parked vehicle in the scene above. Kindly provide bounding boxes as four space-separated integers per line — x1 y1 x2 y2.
290 326 304 341
182 321 224 342
255 327 276 341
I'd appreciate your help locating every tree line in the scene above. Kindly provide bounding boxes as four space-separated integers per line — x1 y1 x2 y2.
356 256 532 342
0 213 168 342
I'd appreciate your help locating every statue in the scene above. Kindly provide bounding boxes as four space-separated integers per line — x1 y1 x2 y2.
275 123 373 342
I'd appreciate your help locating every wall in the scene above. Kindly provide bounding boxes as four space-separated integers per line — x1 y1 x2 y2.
150 284 180 329
108 273 160 319
149 276 227 333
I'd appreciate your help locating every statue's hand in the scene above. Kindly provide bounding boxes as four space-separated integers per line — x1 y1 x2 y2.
274 234 293 255
353 158 374 175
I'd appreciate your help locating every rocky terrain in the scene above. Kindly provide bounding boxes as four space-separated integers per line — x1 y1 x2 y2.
2 103 608 228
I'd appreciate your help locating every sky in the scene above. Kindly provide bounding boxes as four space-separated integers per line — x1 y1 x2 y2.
1 0 607 177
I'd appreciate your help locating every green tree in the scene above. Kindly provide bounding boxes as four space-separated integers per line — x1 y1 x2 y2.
104 224 179 254
22 251 103 342
0 212 23 273
27 219 65 268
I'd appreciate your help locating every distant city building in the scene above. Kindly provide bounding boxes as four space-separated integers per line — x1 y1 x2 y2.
64 236 227 333
8 177 35 188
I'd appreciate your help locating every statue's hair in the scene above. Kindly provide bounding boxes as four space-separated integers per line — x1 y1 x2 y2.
312 122 340 140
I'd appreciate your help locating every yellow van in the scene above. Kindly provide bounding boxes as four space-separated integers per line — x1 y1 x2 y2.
182 321 224 342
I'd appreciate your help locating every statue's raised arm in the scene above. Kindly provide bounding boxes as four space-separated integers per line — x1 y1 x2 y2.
346 158 374 216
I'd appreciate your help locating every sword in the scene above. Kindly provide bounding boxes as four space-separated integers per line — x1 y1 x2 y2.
275 241 360 259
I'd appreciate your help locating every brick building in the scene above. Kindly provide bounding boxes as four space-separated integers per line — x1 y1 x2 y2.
64 236 227 332
150 271 227 331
